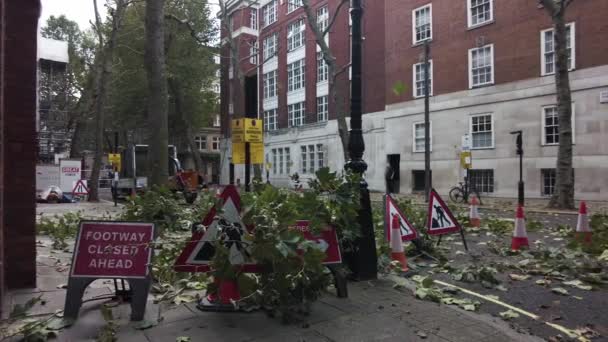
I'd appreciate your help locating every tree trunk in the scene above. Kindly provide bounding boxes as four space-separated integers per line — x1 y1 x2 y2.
545 2 575 209
88 0 127 201
145 0 169 187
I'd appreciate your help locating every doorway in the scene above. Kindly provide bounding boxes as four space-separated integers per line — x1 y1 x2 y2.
387 154 400 193
244 75 258 118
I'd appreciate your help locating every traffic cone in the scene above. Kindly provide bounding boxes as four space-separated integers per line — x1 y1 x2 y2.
201 277 241 310
390 214 408 272
469 195 481 228
575 201 592 244
511 205 529 251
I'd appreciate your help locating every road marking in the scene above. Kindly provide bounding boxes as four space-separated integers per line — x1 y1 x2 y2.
433 280 587 341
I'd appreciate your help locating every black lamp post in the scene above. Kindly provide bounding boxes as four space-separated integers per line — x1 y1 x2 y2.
510 130 524 205
345 0 377 280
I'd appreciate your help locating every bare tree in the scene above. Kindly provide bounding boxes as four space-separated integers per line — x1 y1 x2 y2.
145 0 170 187
302 0 350 160
540 0 575 209
88 0 128 201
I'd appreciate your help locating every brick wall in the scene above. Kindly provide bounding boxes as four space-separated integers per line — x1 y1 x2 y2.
0 0 39 306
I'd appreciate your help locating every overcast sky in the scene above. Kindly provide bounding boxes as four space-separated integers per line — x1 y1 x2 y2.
39 0 106 32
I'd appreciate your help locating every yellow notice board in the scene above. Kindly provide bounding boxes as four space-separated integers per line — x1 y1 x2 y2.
460 151 472 169
231 119 245 144
108 153 121 172
232 142 264 164
244 118 263 143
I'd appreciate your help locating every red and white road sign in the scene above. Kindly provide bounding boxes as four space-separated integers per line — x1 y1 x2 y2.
70 221 155 278
385 195 418 242
426 189 461 235
291 221 342 265
174 185 258 273
72 179 89 195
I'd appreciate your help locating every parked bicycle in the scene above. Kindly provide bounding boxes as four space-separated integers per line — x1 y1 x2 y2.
449 181 482 205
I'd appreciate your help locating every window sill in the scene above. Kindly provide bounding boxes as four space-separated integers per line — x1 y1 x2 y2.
287 45 305 54
412 38 432 47
470 146 495 150
413 151 432 153
469 82 494 89
541 68 576 77
467 20 495 31
413 94 433 99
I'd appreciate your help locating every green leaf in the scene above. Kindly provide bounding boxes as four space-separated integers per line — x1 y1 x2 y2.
499 310 520 320
392 81 406 96
421 277 434 289
562 280 593 291
47 317 75 330
462 304 477 311
508 274 530 281
597 250 608 262
176 337 191 342
551 287 570 296
134 320 158 330
10 295 42 319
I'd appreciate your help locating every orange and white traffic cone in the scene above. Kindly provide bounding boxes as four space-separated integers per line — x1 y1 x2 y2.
390 214 408 272
511 204 529 251
469 195 481 228
576 201 592 244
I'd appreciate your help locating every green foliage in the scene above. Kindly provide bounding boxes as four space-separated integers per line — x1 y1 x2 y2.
36 211 84 249
568 213 608 255
97 305 117 342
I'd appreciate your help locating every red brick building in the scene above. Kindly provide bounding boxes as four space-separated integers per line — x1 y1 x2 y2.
0 0 40 313
221 0 608 200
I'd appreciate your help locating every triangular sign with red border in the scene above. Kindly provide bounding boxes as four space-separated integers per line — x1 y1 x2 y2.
385 195 418 242
174 185 258 273
426 189 461 235
72 180 89 195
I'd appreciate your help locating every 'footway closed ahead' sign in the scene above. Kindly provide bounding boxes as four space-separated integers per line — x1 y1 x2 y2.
70 221 155 278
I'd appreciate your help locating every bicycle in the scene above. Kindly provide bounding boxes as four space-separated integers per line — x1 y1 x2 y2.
449 181 483 205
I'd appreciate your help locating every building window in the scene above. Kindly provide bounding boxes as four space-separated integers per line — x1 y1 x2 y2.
195 136 207 151
250 9 258 30
250 40 258 65
467 0 493 28
213 114 221 127
263 0 277 27
263 70 277 99
288 102 305 127
287 19 305 51
317 6 329 33
285 148 291 174
301 144 325 174
468 44 494 88
264 109 277 131
469 169 494 193
317 52 328 83
541 23 575 76
272 148 277 174
412 4 432 44
542 104 575 145
317 96 328 122
541 169 556 196
287 58 305 92
413 122 432 153
413 60 433 98
288 0 303 13
211 136 220 151
470 114 493 149
263 33 278 61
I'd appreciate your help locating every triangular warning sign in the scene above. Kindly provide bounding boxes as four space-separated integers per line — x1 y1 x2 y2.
385 195 418 242
426 189 461 235
174 185 258 273
72 180 89 195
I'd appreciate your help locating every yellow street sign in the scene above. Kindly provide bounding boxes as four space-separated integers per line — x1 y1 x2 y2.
460 151 472 169
108 153 121 172
244 118 263 143
231 119 244 144
232 142 264 165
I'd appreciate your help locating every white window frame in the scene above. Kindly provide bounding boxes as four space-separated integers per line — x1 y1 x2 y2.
287 19 305 51
469 113 495 149
287 58 305 92
300 144 325 174
249 40 258 65
264 109 278 131
468 44 494 88
211 136 220 151
467 0 494 29
317 5 329 33
317 95 328 122
250 9 258 30
412 122 433 153
288 102 305 127
263 70 277 99
541 103 576 146
213 115 221 127
195 136 207 151
317 52 328 83
263 33 278 61
263 0 277 27
413 60 433 98
412 3 432 45
540 22 576 76
288 0 303 14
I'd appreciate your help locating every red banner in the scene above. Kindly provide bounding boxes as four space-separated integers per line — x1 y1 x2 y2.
70 222 155 278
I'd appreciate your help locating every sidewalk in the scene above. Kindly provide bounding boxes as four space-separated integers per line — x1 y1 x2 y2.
3 239 540 342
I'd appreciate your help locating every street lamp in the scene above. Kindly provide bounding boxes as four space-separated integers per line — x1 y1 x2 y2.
345 0 377 280
510 130 524 205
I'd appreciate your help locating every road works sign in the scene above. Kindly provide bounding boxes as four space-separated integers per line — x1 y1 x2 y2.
72 179 89 195
426 189 461 235
384 194 418 242
70 221 155 278
174 185 258 273
291 221 342 265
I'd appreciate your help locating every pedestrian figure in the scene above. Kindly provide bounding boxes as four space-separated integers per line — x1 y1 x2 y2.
434 204 450 227
385 163 395 194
